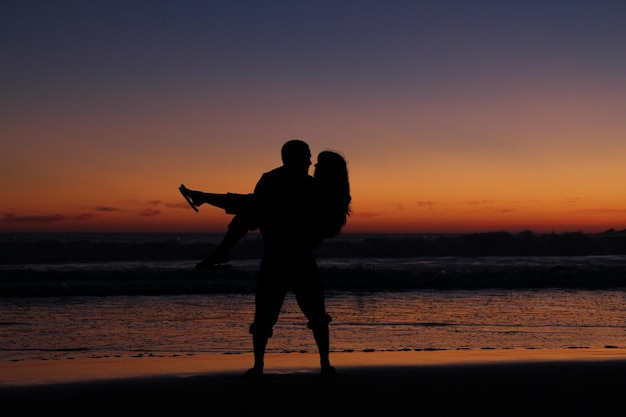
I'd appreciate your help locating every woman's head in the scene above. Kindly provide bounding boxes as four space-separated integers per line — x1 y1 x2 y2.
314 151 347 180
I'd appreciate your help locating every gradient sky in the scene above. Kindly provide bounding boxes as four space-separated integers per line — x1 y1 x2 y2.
2 1 625 234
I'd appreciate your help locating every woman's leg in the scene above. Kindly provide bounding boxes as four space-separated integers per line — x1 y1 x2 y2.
195 214 253 269
179 185 257 269
179 185 252 214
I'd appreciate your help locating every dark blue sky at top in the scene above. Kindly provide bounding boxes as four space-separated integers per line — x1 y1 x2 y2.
2 0 625 100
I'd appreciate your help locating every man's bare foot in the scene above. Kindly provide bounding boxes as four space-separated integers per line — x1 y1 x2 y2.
244 367 264 378
320 365 337 377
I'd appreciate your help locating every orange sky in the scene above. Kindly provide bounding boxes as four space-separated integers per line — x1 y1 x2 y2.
1 2 625 234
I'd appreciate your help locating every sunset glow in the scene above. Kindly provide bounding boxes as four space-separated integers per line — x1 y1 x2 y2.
2 1 625 234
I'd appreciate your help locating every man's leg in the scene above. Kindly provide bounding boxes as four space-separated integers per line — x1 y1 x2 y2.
245 331 269 377
298 282 337 377
309 315 336 376
245 284 284 377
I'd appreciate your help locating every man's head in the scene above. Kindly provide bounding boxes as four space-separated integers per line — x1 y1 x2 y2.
281 139 311 172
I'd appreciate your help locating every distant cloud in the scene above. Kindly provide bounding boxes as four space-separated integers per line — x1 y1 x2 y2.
416 201 435 208
166 202 190 209
2 213 64 224
139 209 161 217
126 199 162 207
125 199 169 210
93 206 122 212
2 212 97 224
563 197 587 204
122 198 214 211
574 208 626 214
497 208 516 213
464 200 494 206
72 213 98 220
351 211 383 218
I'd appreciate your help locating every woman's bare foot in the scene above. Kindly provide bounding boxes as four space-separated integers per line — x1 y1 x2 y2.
194 246 231 270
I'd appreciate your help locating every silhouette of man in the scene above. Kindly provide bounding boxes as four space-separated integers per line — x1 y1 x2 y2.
245 139 336 377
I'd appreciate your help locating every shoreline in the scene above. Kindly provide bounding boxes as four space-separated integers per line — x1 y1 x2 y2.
3 349 626 416
2 347 625 386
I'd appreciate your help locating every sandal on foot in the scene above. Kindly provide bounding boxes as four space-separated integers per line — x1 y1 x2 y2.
179 184 199 212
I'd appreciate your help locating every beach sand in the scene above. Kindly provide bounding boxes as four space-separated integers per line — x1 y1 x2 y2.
2 349 625 416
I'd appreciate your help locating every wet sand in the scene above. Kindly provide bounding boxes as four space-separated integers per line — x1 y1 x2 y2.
2 349 625 416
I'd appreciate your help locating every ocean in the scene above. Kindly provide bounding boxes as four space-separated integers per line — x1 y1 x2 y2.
1 232 626 362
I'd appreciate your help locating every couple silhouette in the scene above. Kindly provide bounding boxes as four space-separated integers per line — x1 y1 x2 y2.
179 139 351 377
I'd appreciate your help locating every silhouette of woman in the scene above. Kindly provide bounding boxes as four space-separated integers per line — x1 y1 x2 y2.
179 150 351 269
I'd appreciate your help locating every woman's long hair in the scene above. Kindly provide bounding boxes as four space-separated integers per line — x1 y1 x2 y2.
314 150 352 238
